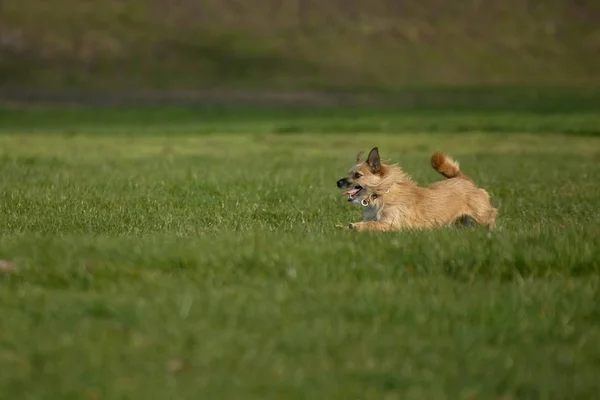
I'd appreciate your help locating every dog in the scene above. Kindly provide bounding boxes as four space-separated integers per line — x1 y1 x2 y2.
336 147 497 231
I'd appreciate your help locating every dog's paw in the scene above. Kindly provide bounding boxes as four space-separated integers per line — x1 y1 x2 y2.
335 223 354 231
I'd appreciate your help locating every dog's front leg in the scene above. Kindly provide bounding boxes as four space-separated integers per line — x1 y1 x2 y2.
348 221 395 232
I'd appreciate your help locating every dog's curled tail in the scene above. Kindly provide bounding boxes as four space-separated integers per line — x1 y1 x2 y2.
431 152 470 180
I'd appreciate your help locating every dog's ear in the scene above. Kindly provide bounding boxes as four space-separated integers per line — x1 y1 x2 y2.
366 147 381 172
356 151 364 163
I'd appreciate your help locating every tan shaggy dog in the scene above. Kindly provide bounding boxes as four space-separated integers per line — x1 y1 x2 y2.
336 147 497 231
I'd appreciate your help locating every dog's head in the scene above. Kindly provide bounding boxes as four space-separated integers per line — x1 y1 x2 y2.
336 147 385 204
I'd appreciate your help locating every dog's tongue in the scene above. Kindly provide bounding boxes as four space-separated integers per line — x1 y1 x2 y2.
342 188 360 196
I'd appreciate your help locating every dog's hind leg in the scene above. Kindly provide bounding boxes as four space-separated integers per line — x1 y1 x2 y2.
465 190 497 231
466 207 497 231
457 215 477 227
486 208 497 231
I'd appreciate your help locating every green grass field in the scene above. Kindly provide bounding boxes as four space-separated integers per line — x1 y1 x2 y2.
1 105 600 399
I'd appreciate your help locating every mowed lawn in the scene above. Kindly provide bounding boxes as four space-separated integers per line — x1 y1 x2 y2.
1 107 600 399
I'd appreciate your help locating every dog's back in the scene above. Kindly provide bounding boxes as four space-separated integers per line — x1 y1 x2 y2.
427 152 496 229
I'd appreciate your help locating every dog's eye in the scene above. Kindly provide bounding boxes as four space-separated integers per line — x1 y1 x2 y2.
353 172 362 179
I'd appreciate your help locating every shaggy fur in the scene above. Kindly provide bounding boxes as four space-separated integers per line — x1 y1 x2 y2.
335 147 497 231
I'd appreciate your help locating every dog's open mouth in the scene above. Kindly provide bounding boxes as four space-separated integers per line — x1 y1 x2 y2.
342 185 363 201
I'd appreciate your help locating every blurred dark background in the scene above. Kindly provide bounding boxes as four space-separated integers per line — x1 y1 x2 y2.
1 0 599 104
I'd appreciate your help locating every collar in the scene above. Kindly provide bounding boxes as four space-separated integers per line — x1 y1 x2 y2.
360 188 390 207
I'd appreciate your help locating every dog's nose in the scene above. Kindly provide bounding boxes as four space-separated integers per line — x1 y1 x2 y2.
336 179 346 188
